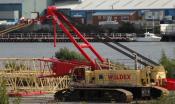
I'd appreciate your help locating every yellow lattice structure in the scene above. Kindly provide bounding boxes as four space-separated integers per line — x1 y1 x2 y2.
0 58 71 94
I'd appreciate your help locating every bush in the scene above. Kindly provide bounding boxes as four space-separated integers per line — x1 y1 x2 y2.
55 47 86 61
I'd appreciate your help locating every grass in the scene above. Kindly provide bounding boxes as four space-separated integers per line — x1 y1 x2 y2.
0 78 21 104
12 97 21 104
0 78 9 104
1 62 24 104
146 95 175 104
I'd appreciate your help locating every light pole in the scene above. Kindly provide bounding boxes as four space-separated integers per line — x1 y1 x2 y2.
152 12 155 33
34 0 36 12
133 53 138 70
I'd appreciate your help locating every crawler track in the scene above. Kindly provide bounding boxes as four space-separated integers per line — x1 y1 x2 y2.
54 88 133 103
151 86 169 98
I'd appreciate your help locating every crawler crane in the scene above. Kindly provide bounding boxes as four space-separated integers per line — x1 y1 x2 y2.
43 6 170 103
42 6 169 103
0 6 173 102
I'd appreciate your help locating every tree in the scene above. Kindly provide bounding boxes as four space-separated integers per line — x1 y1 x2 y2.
118 22 136 33
159 50 175 78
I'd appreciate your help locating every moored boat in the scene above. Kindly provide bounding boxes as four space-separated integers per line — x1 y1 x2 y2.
136 32 161 42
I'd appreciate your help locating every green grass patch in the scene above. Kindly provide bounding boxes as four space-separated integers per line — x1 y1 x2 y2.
0 78 9 104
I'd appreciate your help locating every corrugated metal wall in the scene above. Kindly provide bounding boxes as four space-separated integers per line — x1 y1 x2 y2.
0 4 22 19
0 11 19 20
165 9 175 16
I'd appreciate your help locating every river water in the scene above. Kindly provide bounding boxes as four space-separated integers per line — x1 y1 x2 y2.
0 42 175 63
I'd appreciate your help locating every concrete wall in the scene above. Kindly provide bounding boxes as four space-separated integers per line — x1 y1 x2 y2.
0 0 53 19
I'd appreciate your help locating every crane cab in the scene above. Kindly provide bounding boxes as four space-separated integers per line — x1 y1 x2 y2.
71 66 167 88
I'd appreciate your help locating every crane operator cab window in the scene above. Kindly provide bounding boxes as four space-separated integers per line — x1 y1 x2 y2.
72 68 85 82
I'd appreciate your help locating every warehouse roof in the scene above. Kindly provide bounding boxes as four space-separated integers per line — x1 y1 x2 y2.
93 11 136 16
55 0 175 10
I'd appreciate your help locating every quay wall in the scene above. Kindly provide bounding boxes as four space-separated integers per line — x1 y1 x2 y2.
0 33 135 42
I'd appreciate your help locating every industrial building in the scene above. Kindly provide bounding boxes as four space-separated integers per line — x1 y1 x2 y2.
0 0 53 24
0 0 175 36
54 0 175 37
0 0 175 23
55 0 175 23
92 11 140 25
